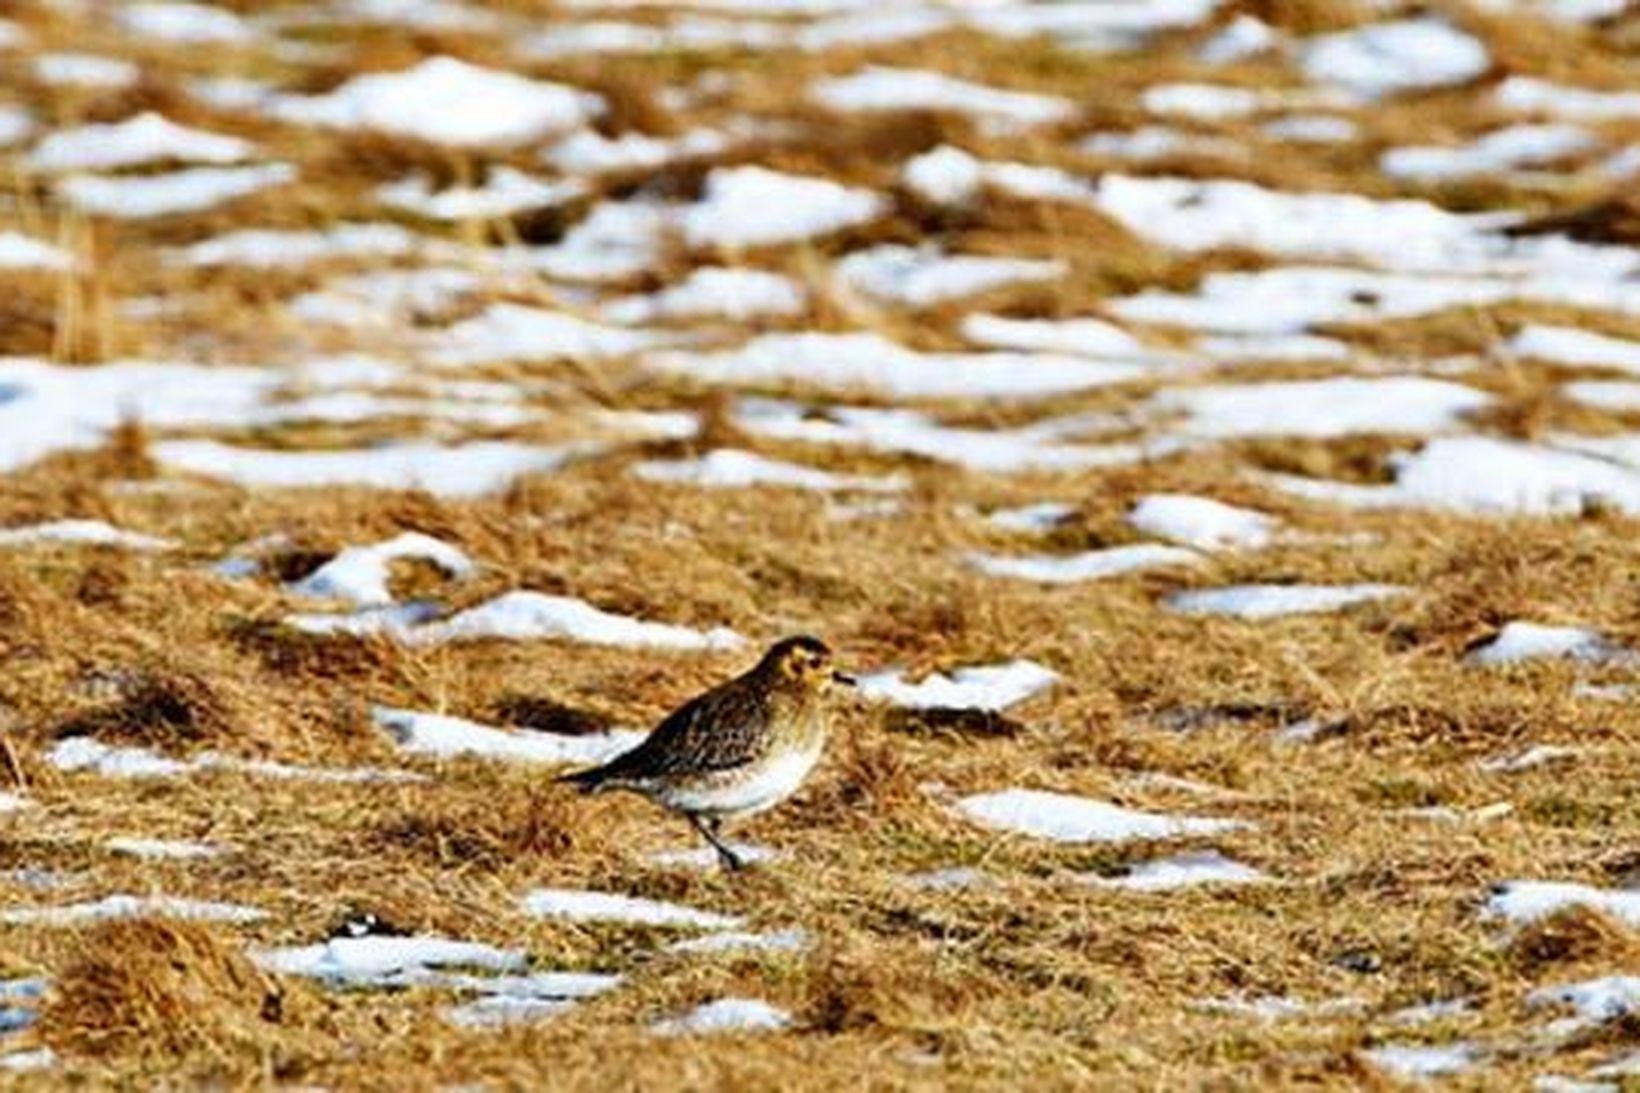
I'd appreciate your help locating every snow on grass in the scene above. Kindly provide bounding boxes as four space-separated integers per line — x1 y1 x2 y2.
0 232 73 271
0 894 265 927
1080 125 1248 162
812 66 1074 130
289 267 488 329
856 660 1057 710
1262 114 1359 143
1381 124 1594 183
651 332 1149 400
545 127 730 175
1269 437 1640 516
0 1049 56 1073
1141 83 1264 120
1082 850 1268 891
1299 18 1489 100
445 996 577 1028
984 501 1076 533
271 57 603 146
0 791 28 813
633 449 906 493
374 706 644 767
967 544 1201 583
48 736 419 784
35 52 139 89
901 866 989 891
26 112 255 172
1127 495 1277 550
289 533 474 606
0 519 175 551
400 591 744 650
378 169 584 221
0 106 34 148
1361 1043 1481 1081
667 928 807 955
1464 622 1632 666
1528 977 1640 1027
604 267 805 324
957 789 1246 843
652 998 791 1035
1485 881 1640 928
1149 377 1489 439
1562 381 1640 411
681 167 885 249
960 313 1155 359
1496 77 1640 121
119 2 254 42
521 888 743 930
59 164 295 219
526 199 670 282
1478 745 1580 773
173 223 419 267
834 245 1066 308
153 439 582 498
429 303 679 366
105 837 223 860
1199 14 1281 62
252 936 526 985
902 144 1101 210
1165 584 1404 619
1196 994 1366 1021
648 844 778 870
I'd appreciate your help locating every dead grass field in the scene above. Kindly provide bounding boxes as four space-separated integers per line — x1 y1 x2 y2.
1 0 1639 1089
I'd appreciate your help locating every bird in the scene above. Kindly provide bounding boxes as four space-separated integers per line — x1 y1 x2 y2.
559 635 854 871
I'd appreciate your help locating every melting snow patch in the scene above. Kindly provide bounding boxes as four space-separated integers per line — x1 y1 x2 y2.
35 53 139 89
1197 994 1365 1021
813 67 1074 130
957 789 1245 843
0 894 264 927
1479 746 1580 774
48 736 417 784
1382 124 1594 183
175 223 419 268
377 169 585 221
252 936 526 986
289 533 473 606
1300 18 1489 100
648 844 778 871
856 660 1057 710
1563 381 1640 412
1362 1043 1481 1081
1149 377 1488 439
521 889 742 930
1465 622 1631 666
1127 495 1276 550
652 332 1147 400
0 520 174 551
105 837 223 860
119 2 253 42
985 501 1076 533
430 303 678 365
835 245 1065 307
374 707 643 767
1083 850 1268 891
27 113 255 173
1485 881 1640 928
1496 78 1640 121
902 866 989 891
154 439 580 498
968 545 1200 583
633 450 906 493
545 127 730 175
1529 977 1640 1027
0 232 71 271
1165 584 1404 619
399 592 744 650
681 167 885 249
667 928 807 955
59 164 295 219
272 57 603 146
603 267 805 324
0 1049 55 1073
653 998 791 1035
445 996 575 1028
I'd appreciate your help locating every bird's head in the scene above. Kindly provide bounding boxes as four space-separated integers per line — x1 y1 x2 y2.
759 635 855 694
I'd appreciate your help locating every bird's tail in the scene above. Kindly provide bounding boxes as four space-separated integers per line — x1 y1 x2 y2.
556 765 610 793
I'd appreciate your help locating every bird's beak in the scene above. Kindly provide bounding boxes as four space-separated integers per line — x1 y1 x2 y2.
832 671 857 687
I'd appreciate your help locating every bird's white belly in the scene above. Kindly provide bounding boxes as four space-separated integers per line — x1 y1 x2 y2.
662 741 824 818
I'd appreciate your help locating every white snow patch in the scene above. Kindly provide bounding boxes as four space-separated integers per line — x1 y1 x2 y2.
634 450 905 493
527 199 670 282
603 267 805 324
1150 377 1488 438
968 544 1201 583
1478 745 1580 773
1363 1043 1481 1080
290 533 473 606
27 112 254 173
59 164 295 219
1165 584 1404 619
544 127 730 176
119 2 253 42
1262 114 1358 142
856 660 1057 710
667 928 807 955
377 169 585 221
835 245 1065 308
1528 977 1640 1025
1497 77 1640 121
374 707 643 767
48 736 417 784
401 591 744 651
1200 14 1282 62
0 233 74 272
901 866 989 891
271 58 603 147
813 67 1074 130
984 501 1076 533
1300 18 1489 100
653 998 790 1035
1485 881 1640 928
682 167 885 249
521 888 742 930
174 223 419 268
154 439 580 498
1083 850 1268 891
35 53 138 89
957 788 1246 843
960 313 1152 358
0 791 29 813
1382 124 1594 183
1563 381 1640 411
1465 622 1630 666
429 303 676 366
0 519 174 551
648 844 778 871
1127 495 1276 550
0 894 264 926
253 936 525 985
105 837 223 860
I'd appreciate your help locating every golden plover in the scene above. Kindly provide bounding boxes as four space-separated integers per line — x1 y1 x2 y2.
560 636 854 870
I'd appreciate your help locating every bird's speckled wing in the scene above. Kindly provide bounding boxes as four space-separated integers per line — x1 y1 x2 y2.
582 677 769 784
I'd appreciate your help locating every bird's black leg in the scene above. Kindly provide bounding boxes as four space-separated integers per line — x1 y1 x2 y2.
688 814 744 872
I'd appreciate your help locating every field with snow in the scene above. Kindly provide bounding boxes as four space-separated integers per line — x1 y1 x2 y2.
1 0 1640 1087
